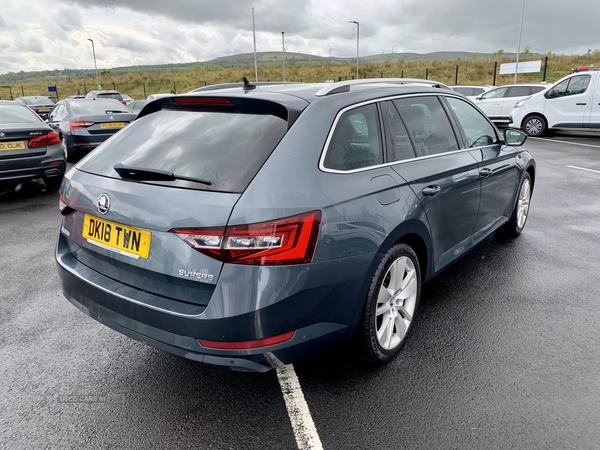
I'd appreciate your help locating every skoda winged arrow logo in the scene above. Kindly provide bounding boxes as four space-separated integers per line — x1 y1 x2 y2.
97 194 110 215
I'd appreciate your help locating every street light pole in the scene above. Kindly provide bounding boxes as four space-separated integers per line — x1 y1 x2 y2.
87 38 100 90
282 31 285 82
349 21 359 79
514 0 526 83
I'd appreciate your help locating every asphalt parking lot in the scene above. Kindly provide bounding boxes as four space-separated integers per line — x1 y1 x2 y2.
1 131 599 450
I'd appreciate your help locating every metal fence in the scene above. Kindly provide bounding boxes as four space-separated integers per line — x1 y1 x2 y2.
0 57 554 101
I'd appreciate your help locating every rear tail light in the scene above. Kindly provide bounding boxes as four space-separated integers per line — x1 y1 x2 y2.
28 131 61 148
70 120 95 130
172 210 321 265
58 192 68 215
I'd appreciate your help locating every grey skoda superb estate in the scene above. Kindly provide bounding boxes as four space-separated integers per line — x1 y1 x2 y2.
56 78 535 372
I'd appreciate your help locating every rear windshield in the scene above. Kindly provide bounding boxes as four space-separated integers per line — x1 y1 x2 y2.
97 93 123 101
22 97 55 106
0 105 41 123
69 100 130 114
77 109 288 192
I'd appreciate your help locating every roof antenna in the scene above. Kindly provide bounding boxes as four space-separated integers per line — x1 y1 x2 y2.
243 77 256 91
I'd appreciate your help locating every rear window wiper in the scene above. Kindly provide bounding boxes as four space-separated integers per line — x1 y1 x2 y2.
113 163 212 185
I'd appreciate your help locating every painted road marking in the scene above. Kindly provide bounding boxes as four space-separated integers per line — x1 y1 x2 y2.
277 365 324 450
532 137 600 149
566 165 600 175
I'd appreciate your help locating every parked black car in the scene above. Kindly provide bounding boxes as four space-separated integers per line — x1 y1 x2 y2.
0 100 65 189
14 96 56 119
46 98 136 161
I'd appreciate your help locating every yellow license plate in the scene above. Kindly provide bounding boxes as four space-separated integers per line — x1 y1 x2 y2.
0 141 26 151
100 122 125 129
83 214 151 259
37 108 51 113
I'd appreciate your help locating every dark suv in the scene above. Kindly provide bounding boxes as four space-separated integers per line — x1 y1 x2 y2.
56 78 535 372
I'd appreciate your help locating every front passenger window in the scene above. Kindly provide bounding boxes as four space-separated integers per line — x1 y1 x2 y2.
547 75 591 98
446 97 498 148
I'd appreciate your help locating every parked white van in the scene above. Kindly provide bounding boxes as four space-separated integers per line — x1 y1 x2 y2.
510 69 600 136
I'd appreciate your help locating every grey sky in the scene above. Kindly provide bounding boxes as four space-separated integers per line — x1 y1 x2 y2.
0 0 599 74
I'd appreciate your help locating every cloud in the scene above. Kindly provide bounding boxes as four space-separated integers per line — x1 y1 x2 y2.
1 0 600 75
17 37 44 53
56 7 83 31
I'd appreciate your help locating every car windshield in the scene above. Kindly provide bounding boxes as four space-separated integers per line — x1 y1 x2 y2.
69 100 129 114
77 109 288 192
0 105 40 123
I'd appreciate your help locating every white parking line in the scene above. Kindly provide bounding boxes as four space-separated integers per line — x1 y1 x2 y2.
566 165 600 175
531 136 600 149
276 365 324 450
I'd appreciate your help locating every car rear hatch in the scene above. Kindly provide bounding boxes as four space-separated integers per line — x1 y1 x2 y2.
0 123 58 158
60 93 307 307
73 112 137 135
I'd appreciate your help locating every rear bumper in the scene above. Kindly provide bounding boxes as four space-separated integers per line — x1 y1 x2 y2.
56 232 376 371
65 133 108 154
0 144 65 182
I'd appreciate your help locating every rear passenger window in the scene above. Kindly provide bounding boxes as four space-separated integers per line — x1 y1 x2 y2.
393 96 459 157
507 86 531 97
446 97 498 148
324 104 383 171
380 101 416 162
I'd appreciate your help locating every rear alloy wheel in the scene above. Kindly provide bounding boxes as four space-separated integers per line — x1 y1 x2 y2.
359 243 421 363
504 172 532 237
522 115 547 137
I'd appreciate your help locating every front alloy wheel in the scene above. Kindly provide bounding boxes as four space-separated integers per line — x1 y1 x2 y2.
503 172 532 236
359 243 421 363
523 115 546 136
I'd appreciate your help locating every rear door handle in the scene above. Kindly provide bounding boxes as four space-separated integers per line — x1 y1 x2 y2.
576 102 587 105
422 185 441 196
480 167 493 178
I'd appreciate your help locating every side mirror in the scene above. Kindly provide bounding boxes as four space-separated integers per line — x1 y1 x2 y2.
503 128 527 146
475 94 483 100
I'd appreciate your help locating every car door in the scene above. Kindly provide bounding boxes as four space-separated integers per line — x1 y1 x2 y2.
46 103 65 131
384 96 481 273
543 74 592 128
500 85 534 119
588 74 600 129
445 96 520 243
473 86 509 121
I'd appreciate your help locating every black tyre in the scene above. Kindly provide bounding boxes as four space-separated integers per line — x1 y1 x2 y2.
522 115 547 137
61 136 73 162
504 172 532 237
358 243 421 364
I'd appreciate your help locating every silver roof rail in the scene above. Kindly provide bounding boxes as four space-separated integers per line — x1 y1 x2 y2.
315 78 450 97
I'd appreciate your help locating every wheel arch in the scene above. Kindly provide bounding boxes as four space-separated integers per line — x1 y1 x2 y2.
378 219 433 283
347 219 433 333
